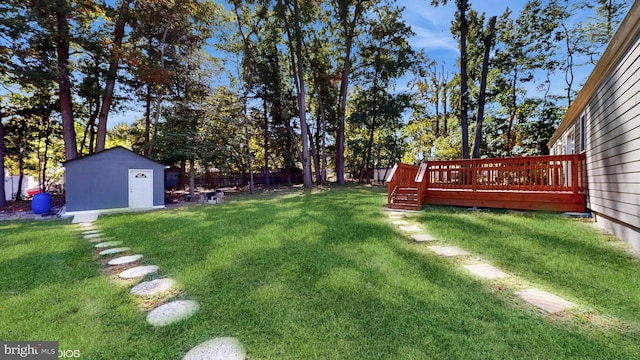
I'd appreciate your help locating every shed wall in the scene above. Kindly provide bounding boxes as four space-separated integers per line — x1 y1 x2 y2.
65 148 165 212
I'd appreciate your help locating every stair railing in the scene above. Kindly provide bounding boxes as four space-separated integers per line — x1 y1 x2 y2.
386 162 420 208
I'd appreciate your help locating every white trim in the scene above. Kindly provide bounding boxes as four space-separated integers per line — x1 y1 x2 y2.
63 205 165 218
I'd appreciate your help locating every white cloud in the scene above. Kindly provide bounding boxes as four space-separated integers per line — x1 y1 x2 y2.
410 24 459 54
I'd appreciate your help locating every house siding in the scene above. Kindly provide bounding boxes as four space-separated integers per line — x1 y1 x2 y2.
551 26 640 249
585 31 640 249
65 147 165 212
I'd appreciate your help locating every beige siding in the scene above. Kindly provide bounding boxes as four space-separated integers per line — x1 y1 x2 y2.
549 2 640 249
584 33 640 245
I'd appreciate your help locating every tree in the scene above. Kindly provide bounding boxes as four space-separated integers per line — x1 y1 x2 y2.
493 0 563 155
0 110 7 207
348 3 415 182
332 0 369 184
574 0 628 65
280 0 314 187
95 0 134 152
432 0 471 158
471 15 496 158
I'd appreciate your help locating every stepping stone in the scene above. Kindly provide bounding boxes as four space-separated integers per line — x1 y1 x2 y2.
146 300 200 327
131 278 176 296
108 254 143 266
427 245 470 257
463 264 511 279
99 247 131 256
515 288 577 314
82 229 102 235
399 225 421 233
72 212 99 224
84 233 105 239
119 265 159 279
88 237 114 243
77 222 95 228
411 233 437 242
392 220 410 225
78 224 97 231
183 337 247 360
95 241 124 248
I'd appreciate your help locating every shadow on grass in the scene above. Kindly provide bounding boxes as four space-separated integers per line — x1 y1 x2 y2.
418 208 640 325
95 188 640 359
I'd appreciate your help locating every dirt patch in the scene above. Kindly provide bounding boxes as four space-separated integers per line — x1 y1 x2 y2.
0 197 65 221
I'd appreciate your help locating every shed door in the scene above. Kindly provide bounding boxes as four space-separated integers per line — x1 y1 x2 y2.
129 169 153 209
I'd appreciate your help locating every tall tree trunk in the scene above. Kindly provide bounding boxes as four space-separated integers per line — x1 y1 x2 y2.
561 22 574 107
0 119 6 207
364 113 377 184
80 99 99 155
41 135 50 192
288 0 312 187
459 0 470 159
434 86 440 137
442 68 449 135
188 158 195 201
336 65 349 185
244 117 254 194
56 0 77 160
16 144 25 201
148 25 171 156
263 100 270 187
472 16 496 159
144 82 152 154
506 69 518 154
305 121 320 184
96 0 133 152
336 0 365 185
316 88 327 185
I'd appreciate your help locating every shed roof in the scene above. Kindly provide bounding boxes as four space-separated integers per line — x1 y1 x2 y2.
548 1 640 146
63 146 167 167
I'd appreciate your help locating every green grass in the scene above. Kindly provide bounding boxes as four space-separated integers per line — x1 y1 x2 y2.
1 186 639 359
416 207 640 327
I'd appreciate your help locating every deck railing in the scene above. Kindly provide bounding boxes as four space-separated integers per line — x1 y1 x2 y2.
387 154 586 212
426 154 585 193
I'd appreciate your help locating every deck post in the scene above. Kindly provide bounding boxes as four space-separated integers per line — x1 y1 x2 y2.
571 156 579 194
471 160 477 192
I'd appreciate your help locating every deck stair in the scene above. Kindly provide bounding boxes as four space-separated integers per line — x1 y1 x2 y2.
389 187 420 210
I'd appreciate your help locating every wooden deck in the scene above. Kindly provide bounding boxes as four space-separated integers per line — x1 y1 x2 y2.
387 154 586 212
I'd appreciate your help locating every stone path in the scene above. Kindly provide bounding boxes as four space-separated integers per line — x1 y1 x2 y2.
463 264 511 280
131 278 177 296
146 300 200 327
428 245 470 257
74 215 246 359
182 337 247 360
515 289 577 314
386 210 578 315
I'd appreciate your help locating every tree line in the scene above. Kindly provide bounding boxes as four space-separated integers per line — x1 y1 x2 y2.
0 0 629 205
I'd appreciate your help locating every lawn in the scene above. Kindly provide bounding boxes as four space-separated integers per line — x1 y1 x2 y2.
1 186 639 359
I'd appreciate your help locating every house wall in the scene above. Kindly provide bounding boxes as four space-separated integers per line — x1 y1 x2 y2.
65 148 165 212
550 31 640 250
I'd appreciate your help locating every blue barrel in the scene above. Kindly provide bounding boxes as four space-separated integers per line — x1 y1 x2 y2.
32 192 52 214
